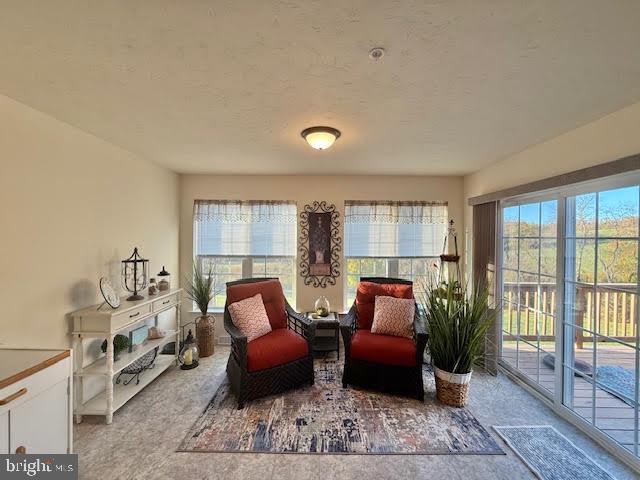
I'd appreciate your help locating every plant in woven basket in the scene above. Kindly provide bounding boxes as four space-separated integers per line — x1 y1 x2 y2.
184 262 217 357
420 279 494 407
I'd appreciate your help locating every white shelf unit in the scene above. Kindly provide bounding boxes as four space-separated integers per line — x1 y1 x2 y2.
77 355 174 415
79 330 178 377
71 289 182 424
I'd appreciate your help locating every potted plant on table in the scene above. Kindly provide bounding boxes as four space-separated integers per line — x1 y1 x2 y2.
101 334 129 362
184 263 216 357
421 280 494 407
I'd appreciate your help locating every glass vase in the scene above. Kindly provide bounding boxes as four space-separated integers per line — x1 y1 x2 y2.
314 296 331 317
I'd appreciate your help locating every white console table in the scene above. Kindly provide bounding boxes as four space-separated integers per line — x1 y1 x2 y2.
71 288 181 424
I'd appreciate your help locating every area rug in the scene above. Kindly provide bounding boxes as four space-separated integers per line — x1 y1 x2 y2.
493 426 615 480
596 365 635 406
178 355 504 454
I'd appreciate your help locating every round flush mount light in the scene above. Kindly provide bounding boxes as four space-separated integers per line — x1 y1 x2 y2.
301 126 341 150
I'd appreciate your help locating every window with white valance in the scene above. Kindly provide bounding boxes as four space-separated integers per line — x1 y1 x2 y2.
193 200 297 308
344 201 448 305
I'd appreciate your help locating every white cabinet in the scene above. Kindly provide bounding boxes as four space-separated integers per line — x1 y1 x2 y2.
0 350 72 454
0 411 8 454
10 380 69 454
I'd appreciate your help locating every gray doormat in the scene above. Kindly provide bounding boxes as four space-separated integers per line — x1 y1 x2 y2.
493 426 616 480
178 356 504 455
596 365 635 406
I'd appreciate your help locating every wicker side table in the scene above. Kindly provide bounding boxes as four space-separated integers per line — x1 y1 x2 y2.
306 312 340 357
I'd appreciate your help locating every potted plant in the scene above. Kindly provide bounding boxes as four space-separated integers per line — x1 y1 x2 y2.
101 334 130 361
421 280 494 407
184 263 216 357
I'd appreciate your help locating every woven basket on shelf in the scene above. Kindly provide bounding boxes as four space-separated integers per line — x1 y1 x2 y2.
434 367 471 408
196 315 215 357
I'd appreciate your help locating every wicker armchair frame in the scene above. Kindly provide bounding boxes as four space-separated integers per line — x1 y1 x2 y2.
224 278 316 409
340 277 428 400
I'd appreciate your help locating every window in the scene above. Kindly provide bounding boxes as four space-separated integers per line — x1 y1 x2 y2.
344 201 448 306
193 200 297 309
498 176 640 458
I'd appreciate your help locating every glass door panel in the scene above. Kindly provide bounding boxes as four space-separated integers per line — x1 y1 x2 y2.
501 199 558 395
563 184 639 457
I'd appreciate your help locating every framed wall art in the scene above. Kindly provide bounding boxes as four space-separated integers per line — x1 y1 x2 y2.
299 201 341 287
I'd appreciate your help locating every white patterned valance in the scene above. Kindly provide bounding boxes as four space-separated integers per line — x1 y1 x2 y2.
193 200 296 224
344 201 448 224
344 200 448 257
194 200 296 257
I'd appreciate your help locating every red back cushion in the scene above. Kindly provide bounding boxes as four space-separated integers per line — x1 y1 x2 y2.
355 281 414 330
226 279 287 330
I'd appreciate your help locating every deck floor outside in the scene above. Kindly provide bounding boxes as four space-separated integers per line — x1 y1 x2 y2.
502 340 638 453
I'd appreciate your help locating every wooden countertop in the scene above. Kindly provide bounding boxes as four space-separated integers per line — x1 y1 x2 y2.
0 349 70 390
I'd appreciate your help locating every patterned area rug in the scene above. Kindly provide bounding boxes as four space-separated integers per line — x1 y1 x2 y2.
493 426 615 480
178 355 504 454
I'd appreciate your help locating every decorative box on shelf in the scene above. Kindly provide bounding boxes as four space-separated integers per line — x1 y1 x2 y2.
70 288 182 424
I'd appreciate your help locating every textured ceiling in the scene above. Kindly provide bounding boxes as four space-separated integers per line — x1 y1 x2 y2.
1 1 640 175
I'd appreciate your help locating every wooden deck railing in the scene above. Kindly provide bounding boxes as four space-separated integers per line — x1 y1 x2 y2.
503 283 637 345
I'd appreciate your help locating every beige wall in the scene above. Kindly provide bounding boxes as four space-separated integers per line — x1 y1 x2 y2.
6 88 637 349
464 100 640 231
0 95 179 349
180 174 464 339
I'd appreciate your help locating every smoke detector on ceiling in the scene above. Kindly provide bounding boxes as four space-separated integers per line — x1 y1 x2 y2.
369 47 385 60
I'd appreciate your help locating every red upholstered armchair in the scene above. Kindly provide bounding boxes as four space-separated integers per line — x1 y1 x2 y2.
340 277 428 400
224 278 315 408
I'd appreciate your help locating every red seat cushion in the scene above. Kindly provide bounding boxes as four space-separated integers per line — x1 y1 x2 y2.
350 330 416 367
246 329 309 372
226 279 287 330
355 281 414 330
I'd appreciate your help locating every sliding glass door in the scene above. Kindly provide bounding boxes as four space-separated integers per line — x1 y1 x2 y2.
563 185 639 455
499 176 640 460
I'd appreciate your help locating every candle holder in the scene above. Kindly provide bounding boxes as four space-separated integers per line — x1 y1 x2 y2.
179 330 199 370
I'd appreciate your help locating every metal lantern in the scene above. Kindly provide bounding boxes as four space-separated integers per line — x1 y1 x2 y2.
157 265 171 292
121 247 149 301
179 329 199 370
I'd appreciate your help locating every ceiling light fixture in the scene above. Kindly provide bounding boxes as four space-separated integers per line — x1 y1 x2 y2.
300 126 341 150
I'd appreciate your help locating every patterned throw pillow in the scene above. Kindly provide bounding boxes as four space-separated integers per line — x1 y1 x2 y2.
370 295 415 338
228 293 272 342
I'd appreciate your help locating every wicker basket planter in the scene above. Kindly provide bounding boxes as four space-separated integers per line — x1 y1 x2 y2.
434 367 472 407
196 314 215 357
